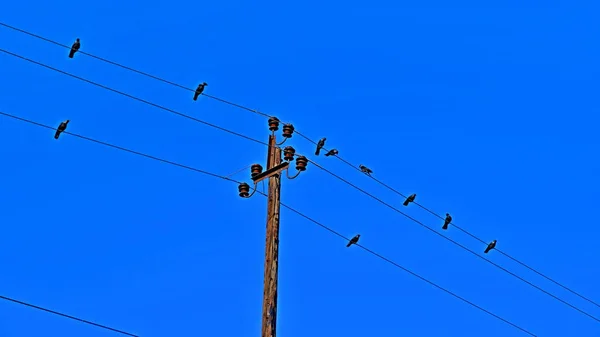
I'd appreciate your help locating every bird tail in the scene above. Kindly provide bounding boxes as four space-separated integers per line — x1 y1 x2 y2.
442 224 448 230
484 248 490 254
193 94 198 101
54 133 60 139
68 50 74 58
315 148 321 156
346 242 352 247
325 152 331 157
403 200 409 206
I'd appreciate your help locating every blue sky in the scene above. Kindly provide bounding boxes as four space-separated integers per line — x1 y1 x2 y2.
1 1 599 336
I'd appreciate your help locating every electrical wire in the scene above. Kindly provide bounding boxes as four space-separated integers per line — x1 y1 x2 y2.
0 47 269 148
305 159 600 323
0 47 595 322
1 21 591 312
297 128 600 306
0 294 138 336
0 110 537 336
225 164 253 178
0 111 240 184
298 132 600 312
280 204 538 337
0 22 272 119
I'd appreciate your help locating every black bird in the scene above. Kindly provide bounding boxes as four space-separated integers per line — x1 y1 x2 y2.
346 234 360 247
315 138 326 155
193 82 207 101
359 164 372 176
54 120 70 139
484 240 497 254
324 149 338 157
442 213 452 230
68 38 80 58
403 194 416 206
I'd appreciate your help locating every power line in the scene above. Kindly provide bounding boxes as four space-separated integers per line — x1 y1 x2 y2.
0 47 293 174
316 145 600 312
306 159 600 323
0 110 538 336
0 294 138 336
281 203 536 336
0 111 240 184
2 21 593 312
294 126 600 313
0 48 269 148
225 164 253 178
0 22 272 119
0 47 595 322
281 205 537 337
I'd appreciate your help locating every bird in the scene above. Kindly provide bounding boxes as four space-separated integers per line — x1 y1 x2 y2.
54 120 70 139
403 194 416 206
442 213 452 230
68 38 80 58
484 240 497 254
359 164 372 176
315 138 326 155
346 234 360 247
193 82 207 101
324 149 338 157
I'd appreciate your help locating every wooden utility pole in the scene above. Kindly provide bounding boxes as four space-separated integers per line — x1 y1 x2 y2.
261 133 282 337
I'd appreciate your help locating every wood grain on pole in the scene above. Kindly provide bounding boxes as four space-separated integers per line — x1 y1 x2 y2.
262 134 282 337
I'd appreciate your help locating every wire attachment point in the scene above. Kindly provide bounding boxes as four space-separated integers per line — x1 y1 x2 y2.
282 123 295 139
287 155 308 179
268 117 280 131
283 146 296 161
251 164 264 178
238 182 258 198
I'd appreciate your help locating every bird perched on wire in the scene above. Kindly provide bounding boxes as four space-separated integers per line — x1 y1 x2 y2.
359 164 372 176
68 38 80 58
315 138 326 155
193 82 207 101
324 149 338 157
484 240 497 254
54 120 69 139
346 234 360 247
442 213 452 230
403 194 416 206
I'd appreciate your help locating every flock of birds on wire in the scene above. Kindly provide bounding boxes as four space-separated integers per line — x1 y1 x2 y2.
64 37 499 255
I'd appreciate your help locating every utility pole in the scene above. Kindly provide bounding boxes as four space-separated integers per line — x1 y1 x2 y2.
236 118 308 337
262 133 281 337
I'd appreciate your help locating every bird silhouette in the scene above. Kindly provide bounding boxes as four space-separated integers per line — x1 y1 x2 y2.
68 38 80 58
403 194 416 206
315 138 326 155
442 213 452 230
359 164 372 176
54 120 70 139
346 234 360 247
193 82 207 101
324 149 338 157
484 240 497 254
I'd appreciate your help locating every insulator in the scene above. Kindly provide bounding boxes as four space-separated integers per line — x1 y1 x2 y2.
268 117 280 131
295 155 308 171
283 146 296 161
251 164 263 177
238 182 250 197
282 123 295 138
